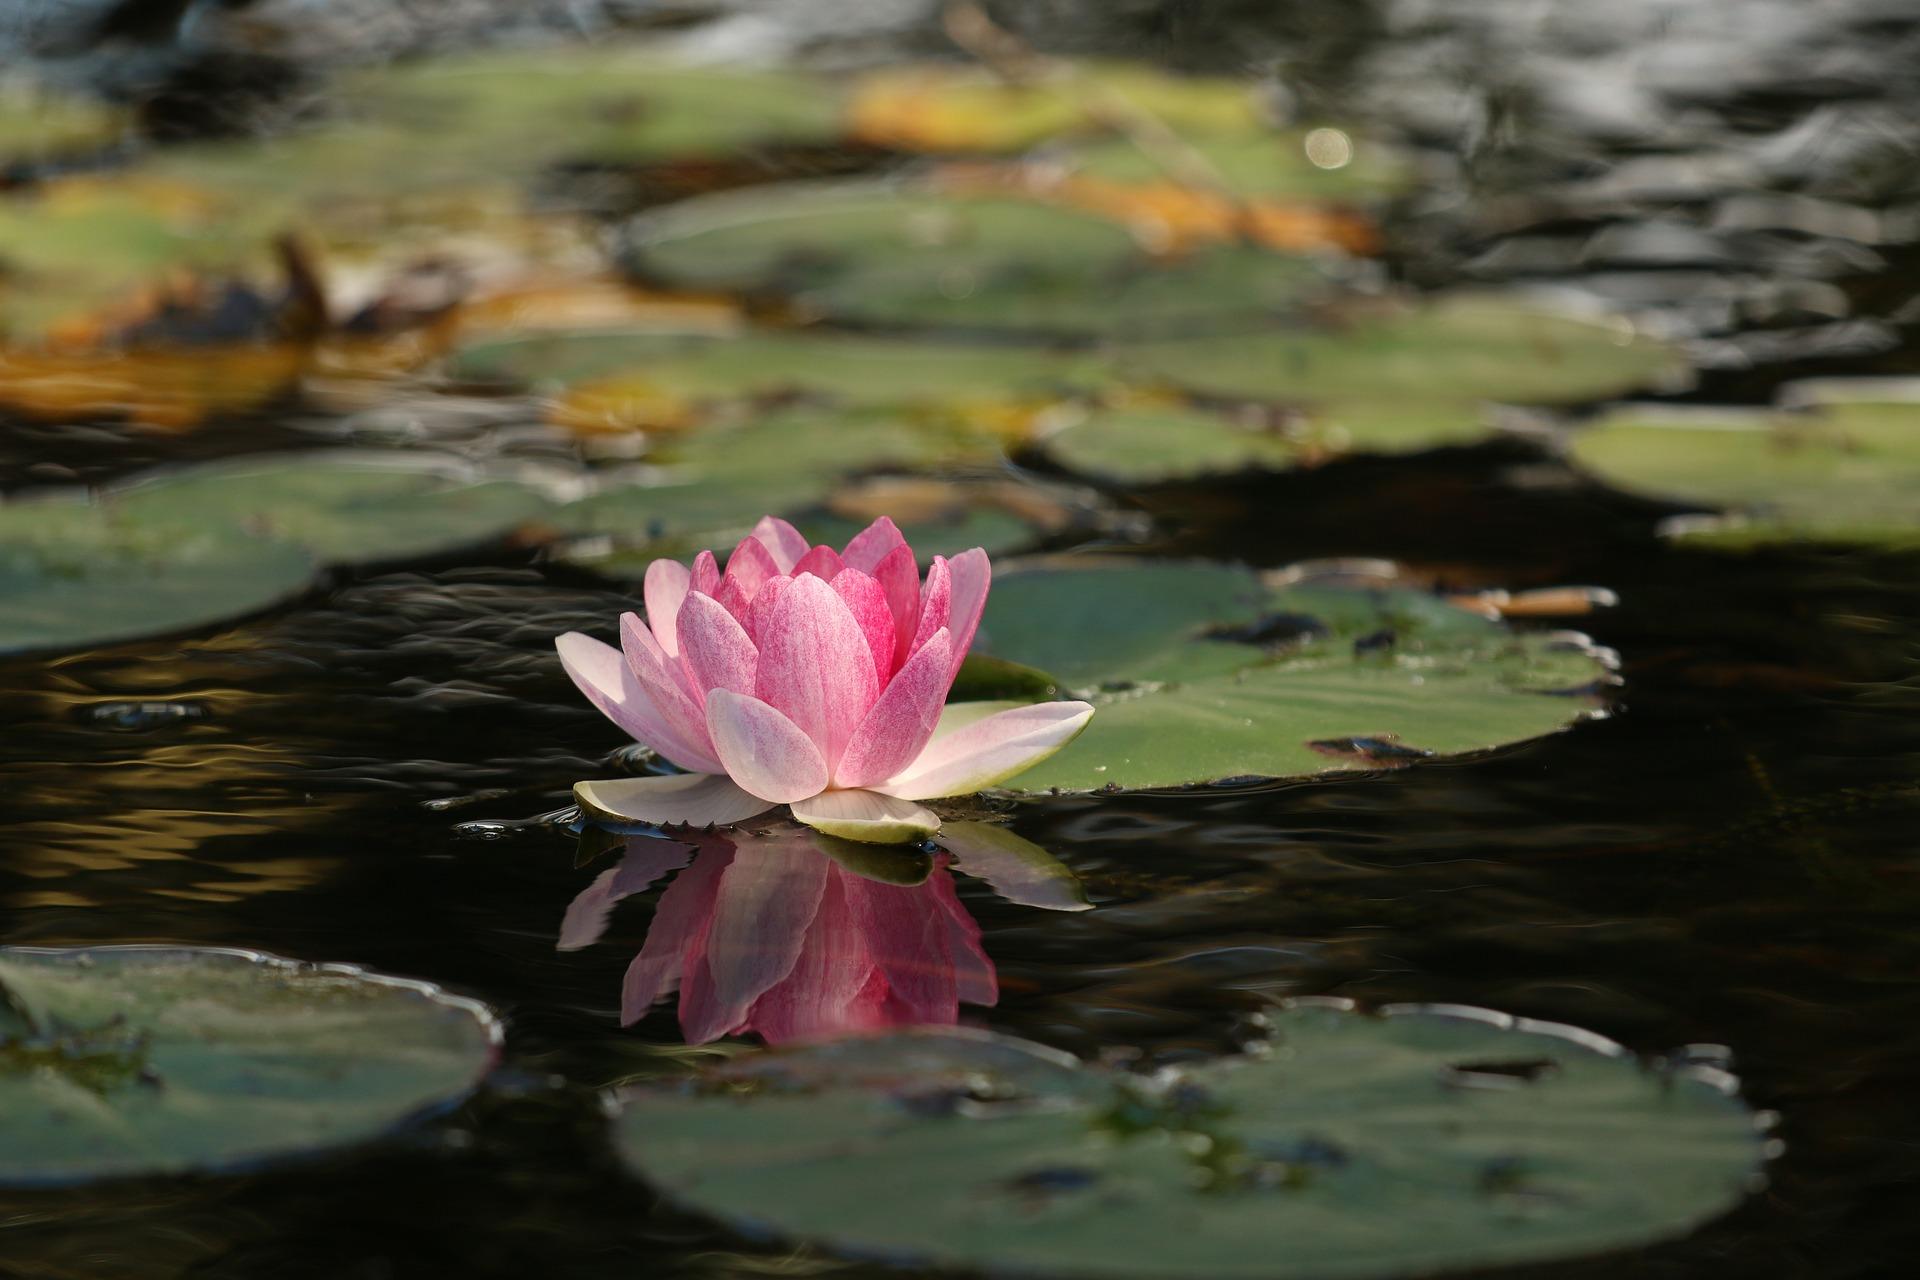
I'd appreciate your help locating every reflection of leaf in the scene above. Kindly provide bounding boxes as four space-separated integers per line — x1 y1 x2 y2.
0 947 499 1186
613 1005 1767 1279
973 561 1614 791
937 821 1090 912
1570 388 1920 550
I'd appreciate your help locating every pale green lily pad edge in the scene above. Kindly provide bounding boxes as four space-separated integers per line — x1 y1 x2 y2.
0 945 503 1188
609 999 1775 1280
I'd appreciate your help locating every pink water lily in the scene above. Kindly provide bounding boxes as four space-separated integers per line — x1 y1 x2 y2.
557 515 1093 844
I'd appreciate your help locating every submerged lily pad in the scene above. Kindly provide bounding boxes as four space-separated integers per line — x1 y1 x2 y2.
0 946 500 1185
1041 400 1309 482
1569 389 1920 550
613 1003 1766 1279
970 561 1612 791
110 454 553 565
0 496 317 655
626 184 1322 337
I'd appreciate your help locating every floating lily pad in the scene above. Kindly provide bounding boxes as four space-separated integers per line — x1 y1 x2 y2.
0 81 130 166
448 328 1103 405
626 184 1322 337
0 496 317 655
0 946 500 1185
971 561 1612 791
110 454 553 565
1042 401 1308 482
1108 294 1682 429
612 1003 1766 1279
1569 390 1920 550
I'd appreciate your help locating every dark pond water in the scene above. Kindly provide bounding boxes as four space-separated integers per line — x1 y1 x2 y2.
6 3 1920 1278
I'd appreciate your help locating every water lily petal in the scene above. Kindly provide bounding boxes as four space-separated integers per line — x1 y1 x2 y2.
705 688 830 803
643 558 691 657
753 573 880 768
690 549 720 597
832 567 896 688
558 838 696 952
751 515 810 572
683 834 829 1042
744 574 791 646
793 544 844 581
869 542 922 672
620 612 719 768
879 701 1096 800
622 839 732 1025
835 629 951 789
677 591 758 707
574 773 775 827
842 515 907 572
944 547 991 683
790 789 942 844
557 631 720 773
911 554 952 657
721 535 780 607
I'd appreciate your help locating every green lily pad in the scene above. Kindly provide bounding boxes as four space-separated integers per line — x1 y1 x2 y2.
447 328 1103 405
625 184 1322 337
1042 401 1309 482
1107 294 1682 430
1568 389 1920 550
0 946 500 1185
108 453 552 565
612 1003 1766 1279
0 80 130 166
556 411 1061 569
971 561 1612 791
0 496 317 655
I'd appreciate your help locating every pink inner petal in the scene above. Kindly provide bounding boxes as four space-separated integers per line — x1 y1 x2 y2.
705 688 830 803
721 535 780 606
642 559 691 658
752 574 881 770
676 591 759 708
841 515 907 572
911 555 952 658
751 516 810 573
792 544 844 581
869 543 922 673
834 628 952 789
943 547 991 685
832 567 896 689
689 549 720 597
745 574 792 646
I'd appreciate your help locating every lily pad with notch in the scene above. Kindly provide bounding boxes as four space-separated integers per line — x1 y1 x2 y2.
0 946 500 1186
611 1002 1768 1279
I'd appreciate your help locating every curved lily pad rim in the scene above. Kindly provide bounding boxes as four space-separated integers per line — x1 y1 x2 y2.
0 944 505 1189
609 998 1777 1271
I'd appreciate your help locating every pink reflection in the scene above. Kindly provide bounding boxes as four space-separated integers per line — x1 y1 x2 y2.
560 825 996 1045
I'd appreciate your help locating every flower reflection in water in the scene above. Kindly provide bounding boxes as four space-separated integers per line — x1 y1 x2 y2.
559 820 1088 1045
